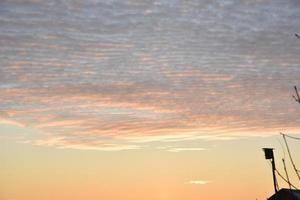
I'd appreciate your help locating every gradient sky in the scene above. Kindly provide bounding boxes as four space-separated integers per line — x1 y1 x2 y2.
1 0 300 200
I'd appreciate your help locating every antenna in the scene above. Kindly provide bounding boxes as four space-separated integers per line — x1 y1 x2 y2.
293 86 300 104
263 148 278 193
281 133 300 181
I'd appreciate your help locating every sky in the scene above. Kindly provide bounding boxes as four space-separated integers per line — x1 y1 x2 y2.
1 0 300 199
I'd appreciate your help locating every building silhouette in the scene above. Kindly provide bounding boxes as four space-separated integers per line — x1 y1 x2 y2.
268 189 300 200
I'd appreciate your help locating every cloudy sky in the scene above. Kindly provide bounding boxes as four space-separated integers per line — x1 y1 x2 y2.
1 0 300 200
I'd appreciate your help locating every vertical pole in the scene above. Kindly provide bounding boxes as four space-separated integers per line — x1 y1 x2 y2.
271 157 278 193
263 148 278 193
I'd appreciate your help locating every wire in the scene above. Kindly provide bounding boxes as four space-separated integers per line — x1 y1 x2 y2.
267 160 298 190
282 133 300 173
275 168 299 190
280 133 300 181
282 158 292 189
276 137 291 188
283 134 300 141
276 137 286 160
267 160 280 191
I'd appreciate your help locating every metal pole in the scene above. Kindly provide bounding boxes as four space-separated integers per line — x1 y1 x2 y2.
263 148 278 193
271 157 278 193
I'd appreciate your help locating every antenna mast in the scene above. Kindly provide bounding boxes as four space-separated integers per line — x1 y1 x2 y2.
263 148 278 193
293 86 300 104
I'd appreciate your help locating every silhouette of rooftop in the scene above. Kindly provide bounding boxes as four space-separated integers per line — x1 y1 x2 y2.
268 189 300 200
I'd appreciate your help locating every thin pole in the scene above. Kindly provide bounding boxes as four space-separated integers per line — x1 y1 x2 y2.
271 157 278 193
263 148 278 193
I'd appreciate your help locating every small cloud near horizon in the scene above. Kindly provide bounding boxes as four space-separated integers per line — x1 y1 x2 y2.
167 147 207 152
186 180 211 185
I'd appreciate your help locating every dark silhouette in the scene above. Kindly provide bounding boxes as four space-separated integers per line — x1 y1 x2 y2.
263 148 278 193
264 134 300 199
292 86 300 104
268 189 300 200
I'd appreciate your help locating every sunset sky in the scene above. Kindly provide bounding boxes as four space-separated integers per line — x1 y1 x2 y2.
1 0 300 199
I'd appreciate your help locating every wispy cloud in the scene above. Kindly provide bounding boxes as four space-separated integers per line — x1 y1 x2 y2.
1 0 300 150
0 117 25 128
22 137 140 151
167 147 206 153
186 180 211 185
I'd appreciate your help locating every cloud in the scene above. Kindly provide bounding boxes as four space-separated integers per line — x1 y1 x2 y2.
1 0 300 150
167 147 206 152
186 180 211 185
22 137 140 151
0 117 25 128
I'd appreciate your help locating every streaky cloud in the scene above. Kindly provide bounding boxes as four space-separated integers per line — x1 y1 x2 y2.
186 180 211 185
167 147 206 153
0 0 300 150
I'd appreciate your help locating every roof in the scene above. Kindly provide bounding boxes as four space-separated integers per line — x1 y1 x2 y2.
268 189 300 200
